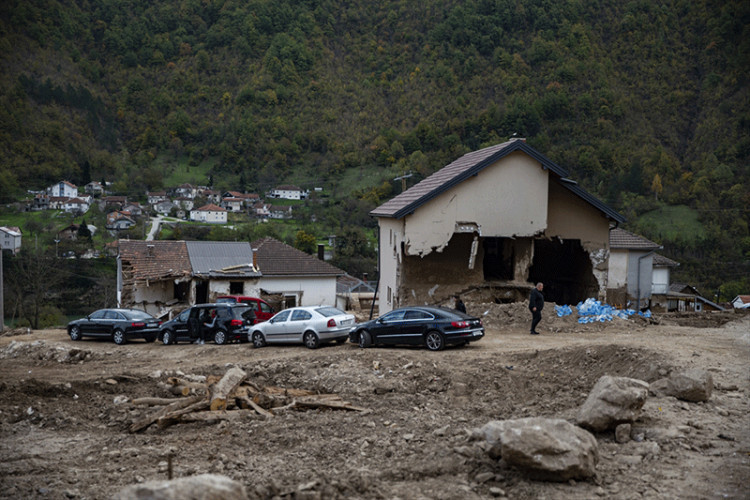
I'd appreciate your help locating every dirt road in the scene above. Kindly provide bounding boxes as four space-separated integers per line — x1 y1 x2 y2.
1 310 748 499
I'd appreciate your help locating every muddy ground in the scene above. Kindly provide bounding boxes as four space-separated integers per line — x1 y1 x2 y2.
1 304 749 499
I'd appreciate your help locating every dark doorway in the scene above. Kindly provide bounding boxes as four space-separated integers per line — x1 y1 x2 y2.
483 237 514 280
230 281 243 294
528 239 597 305
196 281 208 304
174 281 189 302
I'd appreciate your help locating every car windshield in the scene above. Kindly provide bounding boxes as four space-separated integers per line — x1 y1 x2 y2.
315 307 346 317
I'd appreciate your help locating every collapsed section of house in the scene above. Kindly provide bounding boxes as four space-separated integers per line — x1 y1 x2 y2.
371 139 626 313
117 240 261 317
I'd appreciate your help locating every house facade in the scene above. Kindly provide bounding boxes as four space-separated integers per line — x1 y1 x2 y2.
190 204 227 223
370 139 625 313
607 228 661 308
251 237 345 308
0 226 22 254
117 240 261 316
48 181 78 198
269 185 307 200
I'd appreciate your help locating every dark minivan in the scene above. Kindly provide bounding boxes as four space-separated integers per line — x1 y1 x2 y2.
158 303 255 345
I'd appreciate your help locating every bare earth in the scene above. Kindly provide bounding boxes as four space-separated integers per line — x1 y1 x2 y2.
1 306 749 500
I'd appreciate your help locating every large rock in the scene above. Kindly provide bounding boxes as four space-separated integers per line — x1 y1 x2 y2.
649 369 713 402
473 418 598 481
113 474 248 500
576 376 649 432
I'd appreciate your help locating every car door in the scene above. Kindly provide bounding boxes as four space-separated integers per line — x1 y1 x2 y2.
289 309 313 342
402 309 434 345
262 309 291 344
372 309 408 345
174 309 191 339
80 309 105 335
100 310 122 336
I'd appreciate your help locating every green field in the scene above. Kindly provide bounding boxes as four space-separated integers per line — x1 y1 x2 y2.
634 205 705 243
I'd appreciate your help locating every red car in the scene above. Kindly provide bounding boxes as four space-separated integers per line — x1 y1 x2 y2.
215 296 274 324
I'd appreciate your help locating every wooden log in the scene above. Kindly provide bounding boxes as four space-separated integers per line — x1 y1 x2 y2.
237 395 273 418
131 397 181 406
209 366 247 411
157 398 211 429
129 395 204 433
178 409 261 424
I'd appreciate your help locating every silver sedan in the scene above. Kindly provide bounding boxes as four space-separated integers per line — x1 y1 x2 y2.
250 306 356 349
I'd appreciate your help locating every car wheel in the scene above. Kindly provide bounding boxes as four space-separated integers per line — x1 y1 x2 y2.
112 329 126 345
303 331 320 349
162 330 173 345
425 330 445 351
358 330 372 348
252 331 266 348
69 325 82 341
214 329 227 345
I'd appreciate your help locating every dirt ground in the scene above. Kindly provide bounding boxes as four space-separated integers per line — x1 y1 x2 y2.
1 303 749 500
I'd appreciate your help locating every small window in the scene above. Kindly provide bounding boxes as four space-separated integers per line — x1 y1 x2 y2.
229 282 244 294
273 310 291 322
259 302 271 313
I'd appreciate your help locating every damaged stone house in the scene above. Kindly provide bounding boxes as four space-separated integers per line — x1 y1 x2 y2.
370 138 626 313
117 240 261 316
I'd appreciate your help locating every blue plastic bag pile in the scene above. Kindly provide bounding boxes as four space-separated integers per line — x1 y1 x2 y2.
554 298 651 323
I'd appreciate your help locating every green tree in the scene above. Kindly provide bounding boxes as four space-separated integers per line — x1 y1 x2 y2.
294 230 317 254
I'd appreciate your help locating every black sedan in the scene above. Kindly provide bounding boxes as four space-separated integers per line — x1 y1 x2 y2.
67 308 161 345
349 306 484 351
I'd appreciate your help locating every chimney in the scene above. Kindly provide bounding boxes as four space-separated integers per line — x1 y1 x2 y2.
317 244 325 261
252 248 258 270
147 244 154 257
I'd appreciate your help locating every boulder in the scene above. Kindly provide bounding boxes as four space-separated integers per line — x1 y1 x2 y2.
473 418 598 481
649 369 713 402
112 474 248 500
576 376 649 432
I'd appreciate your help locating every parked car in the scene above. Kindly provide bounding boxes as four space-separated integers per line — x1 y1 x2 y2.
215 295 274 323
67 308 161 345
250 306 356 349
158 303 256 345
349 306 484 351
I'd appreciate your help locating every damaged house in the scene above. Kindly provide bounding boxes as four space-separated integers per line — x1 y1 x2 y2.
370 138 626 313
117 240 261 316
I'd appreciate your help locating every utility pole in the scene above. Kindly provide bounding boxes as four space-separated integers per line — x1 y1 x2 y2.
0 249 4 333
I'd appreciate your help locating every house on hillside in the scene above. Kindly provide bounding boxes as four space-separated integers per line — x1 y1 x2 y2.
0 226 22 254
106 211 136 230
47 181 78 198
148 191 168 205
607 228 662 308
172 183 197 199
190 204 227 223
650 253 680 311
117 240 261 316
667 284 725 312
85 181 105 196
269 185 307 200
153 200 176 215
731 295 750 309
269 205 293 219
221 196 244 212
370 138 626 313
251 237 345 308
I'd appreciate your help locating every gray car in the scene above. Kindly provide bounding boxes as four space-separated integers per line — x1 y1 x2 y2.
250 306 356 349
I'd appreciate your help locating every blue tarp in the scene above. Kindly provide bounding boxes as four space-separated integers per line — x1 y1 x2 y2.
555 298 649 323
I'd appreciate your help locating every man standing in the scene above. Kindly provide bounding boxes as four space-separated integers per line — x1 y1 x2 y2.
529 282 544 335
454 295 466 314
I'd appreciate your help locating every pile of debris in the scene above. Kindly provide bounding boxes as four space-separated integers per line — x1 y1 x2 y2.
130 366 368 433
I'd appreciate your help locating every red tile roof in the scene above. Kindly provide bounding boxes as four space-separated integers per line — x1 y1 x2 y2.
251 237 344 276
118 240 192 283
609 228 661 250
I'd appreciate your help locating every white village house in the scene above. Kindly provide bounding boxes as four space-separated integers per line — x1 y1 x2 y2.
190 204 227 223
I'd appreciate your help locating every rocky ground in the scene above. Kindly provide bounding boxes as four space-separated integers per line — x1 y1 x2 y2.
0 304 748 499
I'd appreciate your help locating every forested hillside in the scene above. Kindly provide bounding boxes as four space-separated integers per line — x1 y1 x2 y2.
0 0 748 297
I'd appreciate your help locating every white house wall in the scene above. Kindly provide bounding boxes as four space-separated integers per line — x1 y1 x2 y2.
259 276 337 306
206 280 261 301
652 268 670 294
402 152 548 256
378 218 406 311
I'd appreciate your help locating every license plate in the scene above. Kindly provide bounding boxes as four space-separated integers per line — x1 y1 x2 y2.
147 322 157 328
341 319 352 325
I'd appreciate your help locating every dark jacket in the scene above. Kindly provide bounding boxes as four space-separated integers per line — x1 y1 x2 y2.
529 288 544 312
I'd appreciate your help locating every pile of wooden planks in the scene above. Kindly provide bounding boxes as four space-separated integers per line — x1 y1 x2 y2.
129 366 367 433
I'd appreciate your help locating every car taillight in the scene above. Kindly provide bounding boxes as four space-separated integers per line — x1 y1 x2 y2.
230 319 243 326
451 321 468 328
131 322 145 327
327 319 336 327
